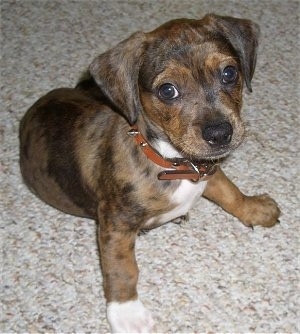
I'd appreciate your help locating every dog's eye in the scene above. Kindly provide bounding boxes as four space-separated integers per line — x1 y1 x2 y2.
158 83 179 100
222 66 238 84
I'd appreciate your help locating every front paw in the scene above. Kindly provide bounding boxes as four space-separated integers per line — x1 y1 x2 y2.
107 299 155 333
239 194 280 228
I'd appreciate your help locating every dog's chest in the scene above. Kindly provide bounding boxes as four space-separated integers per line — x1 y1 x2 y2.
145 180 207 228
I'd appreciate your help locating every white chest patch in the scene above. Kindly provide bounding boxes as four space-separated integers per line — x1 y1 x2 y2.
145 180 207 228
171 179 207 215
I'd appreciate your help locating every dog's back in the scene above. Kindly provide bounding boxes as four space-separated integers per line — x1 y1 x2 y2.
19 85 105 218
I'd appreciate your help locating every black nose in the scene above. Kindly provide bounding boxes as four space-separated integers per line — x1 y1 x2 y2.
202 121 233 146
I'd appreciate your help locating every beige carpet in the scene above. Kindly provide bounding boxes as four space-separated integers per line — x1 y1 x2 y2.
1 0 299 332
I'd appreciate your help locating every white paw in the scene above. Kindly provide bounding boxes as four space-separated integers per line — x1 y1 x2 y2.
107 299 155 333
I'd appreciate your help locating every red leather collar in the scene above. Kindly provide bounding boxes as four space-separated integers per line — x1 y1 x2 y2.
127 126 217 182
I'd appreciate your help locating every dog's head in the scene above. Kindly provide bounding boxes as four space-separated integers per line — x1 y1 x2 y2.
90 14 260 160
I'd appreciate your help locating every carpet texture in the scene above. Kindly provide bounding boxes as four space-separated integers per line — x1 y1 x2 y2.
1 0 299 332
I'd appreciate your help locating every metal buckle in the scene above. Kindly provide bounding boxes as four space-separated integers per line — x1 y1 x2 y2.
127 129 139 137
185 160 200 174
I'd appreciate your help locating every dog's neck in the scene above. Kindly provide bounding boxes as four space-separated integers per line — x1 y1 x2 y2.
152 139 184 160
127 125 217 182
132 117 183 159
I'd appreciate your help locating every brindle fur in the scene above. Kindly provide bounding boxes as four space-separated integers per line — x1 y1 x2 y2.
19 14 280 329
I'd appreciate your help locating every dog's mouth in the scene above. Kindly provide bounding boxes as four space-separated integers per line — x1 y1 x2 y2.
196 145 235 160
171 139 241 163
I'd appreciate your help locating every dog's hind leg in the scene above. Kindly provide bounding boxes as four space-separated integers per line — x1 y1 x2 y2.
202 167 280 228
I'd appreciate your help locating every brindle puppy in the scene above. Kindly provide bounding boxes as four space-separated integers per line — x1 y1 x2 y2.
19 14 280 333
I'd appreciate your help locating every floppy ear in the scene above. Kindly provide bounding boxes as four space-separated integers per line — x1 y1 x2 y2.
89 32 146 125
207 14 260 92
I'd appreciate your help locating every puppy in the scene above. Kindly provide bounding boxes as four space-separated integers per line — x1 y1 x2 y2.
19 14 280 333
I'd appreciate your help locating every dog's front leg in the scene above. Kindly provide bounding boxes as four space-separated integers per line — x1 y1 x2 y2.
97 209 154 333
202 167 280 228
